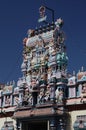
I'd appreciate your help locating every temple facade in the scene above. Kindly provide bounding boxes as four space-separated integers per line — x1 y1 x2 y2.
0 6 86 130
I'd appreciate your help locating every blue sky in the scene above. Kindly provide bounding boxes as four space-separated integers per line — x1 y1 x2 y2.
0 0 86 83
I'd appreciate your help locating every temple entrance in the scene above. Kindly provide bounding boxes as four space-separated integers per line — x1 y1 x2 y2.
28 121 47 130
22 120 47 130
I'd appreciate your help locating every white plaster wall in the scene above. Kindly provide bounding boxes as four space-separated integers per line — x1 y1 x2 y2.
0 117 16 130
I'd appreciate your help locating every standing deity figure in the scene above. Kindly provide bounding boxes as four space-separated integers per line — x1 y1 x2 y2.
5 96 10 105
14 96 21 106
28 93 33 105
38 88 45 104
55 87 64 103
44 85 50 102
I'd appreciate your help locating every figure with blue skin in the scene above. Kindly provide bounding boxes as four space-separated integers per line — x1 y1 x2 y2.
56 52 62 64
56 52 68 70
61 52 68 65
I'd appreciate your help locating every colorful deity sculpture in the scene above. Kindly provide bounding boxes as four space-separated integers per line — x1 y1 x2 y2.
38 88 45 104
55 87 64 103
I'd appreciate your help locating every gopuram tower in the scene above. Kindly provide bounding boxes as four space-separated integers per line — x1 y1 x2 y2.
14 6 68 130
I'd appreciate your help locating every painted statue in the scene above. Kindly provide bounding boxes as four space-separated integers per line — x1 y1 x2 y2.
55 87 64 103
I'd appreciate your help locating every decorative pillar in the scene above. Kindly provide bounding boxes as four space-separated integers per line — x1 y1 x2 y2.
16 119 22 130
47 120 50 130
49 82 56 103
49 69 57 102
10 95 12 105
3 95 5 106
49 118 57 130
59 118 66 130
